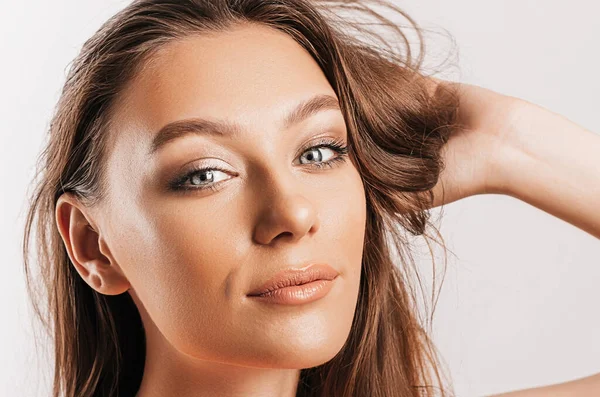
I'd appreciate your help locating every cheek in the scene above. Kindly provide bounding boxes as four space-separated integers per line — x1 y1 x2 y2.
305 167 365 348
115 201 240 351
339 169 367 328
332 167 366 276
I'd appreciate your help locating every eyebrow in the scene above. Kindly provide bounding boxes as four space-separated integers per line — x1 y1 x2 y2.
147 93 341 156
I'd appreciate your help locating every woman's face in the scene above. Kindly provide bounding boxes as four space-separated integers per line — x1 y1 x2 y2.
100 24 366 369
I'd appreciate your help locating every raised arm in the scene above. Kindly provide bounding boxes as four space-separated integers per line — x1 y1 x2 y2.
490 96 600 239
428 79 600 239
425 78 600 396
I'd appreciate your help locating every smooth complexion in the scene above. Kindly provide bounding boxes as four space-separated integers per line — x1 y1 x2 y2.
55 23 367 397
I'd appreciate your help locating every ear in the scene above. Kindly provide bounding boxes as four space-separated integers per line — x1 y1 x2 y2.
55 192 131 295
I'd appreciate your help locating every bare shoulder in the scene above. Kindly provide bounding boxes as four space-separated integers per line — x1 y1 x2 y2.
486 372 600 397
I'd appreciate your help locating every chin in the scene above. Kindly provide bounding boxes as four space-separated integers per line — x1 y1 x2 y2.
252 332 351 369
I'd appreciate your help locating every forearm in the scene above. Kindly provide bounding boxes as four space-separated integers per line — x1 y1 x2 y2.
487 372 600 397
493 101 600 239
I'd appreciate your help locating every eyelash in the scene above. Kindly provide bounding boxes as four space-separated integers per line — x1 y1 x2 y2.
168 137 349 194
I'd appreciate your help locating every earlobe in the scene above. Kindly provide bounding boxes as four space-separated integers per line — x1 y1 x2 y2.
55 193 131 296
84 257 131 295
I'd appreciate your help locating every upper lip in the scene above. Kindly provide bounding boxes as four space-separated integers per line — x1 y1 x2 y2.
247 263 339 296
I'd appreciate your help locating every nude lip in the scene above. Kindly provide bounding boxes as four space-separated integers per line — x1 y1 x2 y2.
246 263 339 304
248 278 337 305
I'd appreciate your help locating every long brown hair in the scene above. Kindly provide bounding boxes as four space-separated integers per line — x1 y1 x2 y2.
22 0 462 395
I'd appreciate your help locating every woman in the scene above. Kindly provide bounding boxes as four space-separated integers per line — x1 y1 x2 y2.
21 0 599 396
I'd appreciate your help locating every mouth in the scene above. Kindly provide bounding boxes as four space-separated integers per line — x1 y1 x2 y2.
246 263 339 297
246 277 338 305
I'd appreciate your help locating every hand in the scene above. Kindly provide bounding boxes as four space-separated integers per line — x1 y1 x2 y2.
424 78 525 209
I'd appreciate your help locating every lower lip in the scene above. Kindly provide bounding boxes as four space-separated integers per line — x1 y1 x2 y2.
247 278 337 305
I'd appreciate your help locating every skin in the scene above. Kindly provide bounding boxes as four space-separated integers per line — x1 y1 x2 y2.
428 78 600 241
55 24 366 397
54 21 600 397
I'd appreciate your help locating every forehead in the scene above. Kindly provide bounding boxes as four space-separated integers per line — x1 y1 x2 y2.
108 24 337 153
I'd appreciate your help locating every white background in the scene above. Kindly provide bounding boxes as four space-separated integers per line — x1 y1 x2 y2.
1 1 598 396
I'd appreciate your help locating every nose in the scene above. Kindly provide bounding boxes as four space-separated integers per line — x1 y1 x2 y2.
252 187 321 246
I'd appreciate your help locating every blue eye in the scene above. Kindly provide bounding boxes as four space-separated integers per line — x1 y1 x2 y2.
168 137 349 194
